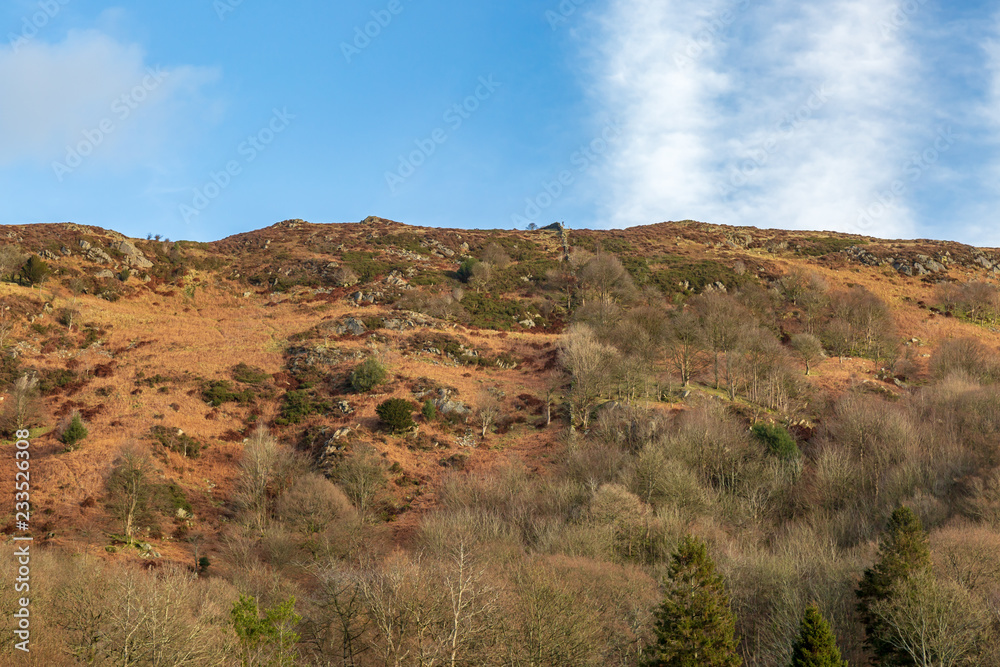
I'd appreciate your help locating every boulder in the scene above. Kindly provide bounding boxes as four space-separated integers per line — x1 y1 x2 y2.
337 318 367 336
114 240 154 269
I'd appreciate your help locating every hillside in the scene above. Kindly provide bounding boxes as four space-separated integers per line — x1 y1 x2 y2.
2 216 1000 665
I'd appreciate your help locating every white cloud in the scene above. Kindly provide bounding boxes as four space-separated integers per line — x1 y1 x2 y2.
0 30 219 173
583 0 929 238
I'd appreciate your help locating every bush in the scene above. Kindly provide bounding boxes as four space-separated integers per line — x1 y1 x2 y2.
422 399 436 421
149 425 205 458
202 380 254 407
18 255 49 286
276 390 329 425
457 258 480 283
61 412 88 449
231 363 270 385
376 398 416 433
349 357 387 393
751 422 800 461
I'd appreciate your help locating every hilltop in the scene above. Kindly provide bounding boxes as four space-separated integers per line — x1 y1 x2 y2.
2 216 1000 664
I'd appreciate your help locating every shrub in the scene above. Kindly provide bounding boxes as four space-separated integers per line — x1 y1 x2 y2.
751 422 800 461
18 255 49 286
231 363 270 385
275 390 329 425
422 399 437 421
202 379 254 407
457 258 479 283
376 398 416 433
149 425 205 458
350 357 387 393
61 412 88 450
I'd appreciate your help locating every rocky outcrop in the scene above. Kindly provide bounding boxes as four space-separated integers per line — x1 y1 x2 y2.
113 240 154 269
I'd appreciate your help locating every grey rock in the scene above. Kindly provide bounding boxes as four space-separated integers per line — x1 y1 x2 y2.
95 269 115 279
435 398 471 417
86 247 114 265
114 240 154 269
337 318 367 336
78 239 91 250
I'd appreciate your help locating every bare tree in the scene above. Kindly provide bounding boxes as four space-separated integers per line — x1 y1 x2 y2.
559 324 616 430
276 472 353 534
790 332 825 375
578 252 636 306
107 445 155 542
691 293 748 391
480 243 511 269
443 541 496 667
475 390 502 438
2 373 41 434
235 426 279 532
335 444 387 519
0 300 15 348
666 310 704 387
0 245 27 282
333 266 359 287
871 572 987 667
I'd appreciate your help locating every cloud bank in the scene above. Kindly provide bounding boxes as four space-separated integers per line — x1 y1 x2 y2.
583 0 990 241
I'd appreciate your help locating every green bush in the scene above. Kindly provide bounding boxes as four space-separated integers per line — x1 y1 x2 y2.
350 357 387 393
18 255 49 286
202 380 254 407
61 413 88 449
149 425 205 458
231 363 270 385
457 258 479 283
376 398 416 433
751 422 800 461
276 390 329 425
422 399 437 421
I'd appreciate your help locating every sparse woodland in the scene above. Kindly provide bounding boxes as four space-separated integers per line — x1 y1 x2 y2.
0 218 999 665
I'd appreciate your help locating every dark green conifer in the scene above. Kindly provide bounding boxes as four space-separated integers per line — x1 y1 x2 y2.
644 535 742 667
790 604 847 667
856 506 932 665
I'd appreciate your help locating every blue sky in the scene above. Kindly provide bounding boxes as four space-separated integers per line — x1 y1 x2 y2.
1 1 999 245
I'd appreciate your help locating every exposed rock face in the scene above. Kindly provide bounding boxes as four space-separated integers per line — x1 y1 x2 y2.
86 247 114 265
336 318 367 336
114 240 154 269
95 269 116 279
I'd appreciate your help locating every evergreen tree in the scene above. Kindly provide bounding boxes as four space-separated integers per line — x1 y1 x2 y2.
643 535 742 667
790 604 847 667
61 412 88 450
375 398 416 433
856 506 932 665
18 255 49 286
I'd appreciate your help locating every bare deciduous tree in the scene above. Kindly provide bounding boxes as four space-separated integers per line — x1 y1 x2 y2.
475 390 502 438
235 426 279 532
871 572 987 667
107 445 155 541
559 324 616 430
790 332 825 375
578 252 636 306
2 372 41 434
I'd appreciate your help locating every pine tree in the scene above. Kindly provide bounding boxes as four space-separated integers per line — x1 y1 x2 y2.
18 255 49 286
643 535 742 667
61 412 88 450
856 506 932 665
790 604 847 667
